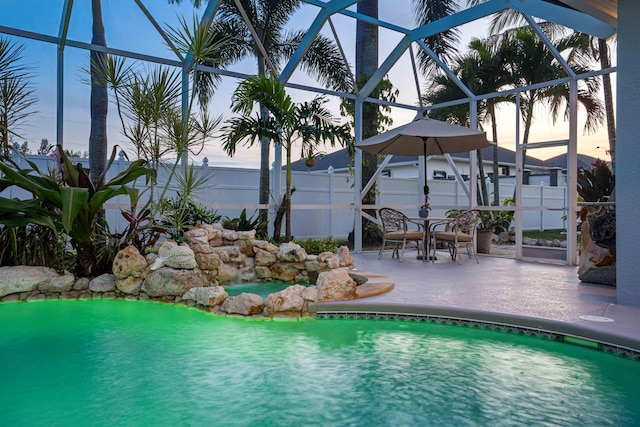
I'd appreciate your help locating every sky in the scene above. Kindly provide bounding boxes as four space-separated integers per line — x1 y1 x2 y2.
0 0 616 168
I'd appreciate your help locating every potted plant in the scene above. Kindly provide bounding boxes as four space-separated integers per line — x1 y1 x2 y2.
419 195 431 217
477 198 515 254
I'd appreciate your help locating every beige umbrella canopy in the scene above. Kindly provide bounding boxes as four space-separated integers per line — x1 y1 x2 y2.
356 116 491 196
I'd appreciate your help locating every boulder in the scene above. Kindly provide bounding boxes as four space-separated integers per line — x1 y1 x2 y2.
38 271 75 293
183 227 209 245
304 255 321 272
194 252 221 271
221 229 238 242
237 266 256 282
116 276 144 294
212 246 240 263
190 243 214 255
316 269 356 301
165 246 197 270
317 251 334 262
0 266 59 298
348 272 369 286
302 285 318 302
217 263 238 285
253 240 279 254
142 268 209 297
265 284 307 314
277 242 307 262
237 230 256 240
255 266 273 280
73 277 90 291
158 240 179 258
254 248 277 266
336 246 354 267
325 255 341 270
235 240 255 257
182 286 228 307
112 246 148 279
207 229 223 247
220 293 264 315
271 262 301 282
89 274 117 293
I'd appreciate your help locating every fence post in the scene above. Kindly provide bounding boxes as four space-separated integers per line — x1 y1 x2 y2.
540 182 544 231
328 166 334 236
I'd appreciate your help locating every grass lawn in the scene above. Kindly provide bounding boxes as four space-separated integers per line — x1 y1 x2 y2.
522 229 569 241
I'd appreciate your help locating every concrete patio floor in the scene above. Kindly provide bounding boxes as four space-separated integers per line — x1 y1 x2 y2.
310 250 640 356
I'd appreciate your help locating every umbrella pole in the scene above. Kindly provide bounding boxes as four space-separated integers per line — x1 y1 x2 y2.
423 138 429 196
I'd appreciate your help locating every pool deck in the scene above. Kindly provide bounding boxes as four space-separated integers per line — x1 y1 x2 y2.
310 250 640 355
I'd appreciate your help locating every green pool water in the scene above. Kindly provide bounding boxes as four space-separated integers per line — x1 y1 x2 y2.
2 300 640 426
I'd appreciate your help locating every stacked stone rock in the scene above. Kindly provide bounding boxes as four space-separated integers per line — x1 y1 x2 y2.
0 224 358 317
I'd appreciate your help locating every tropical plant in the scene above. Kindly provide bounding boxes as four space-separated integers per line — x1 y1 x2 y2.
0 37 38 158
293 236 338 255
478 197 515 233
0 145 155 277
0 214 67 271
222 73 352 241
171 0 353 226
577 159 615 202
223 209 267 236
158 197 221 242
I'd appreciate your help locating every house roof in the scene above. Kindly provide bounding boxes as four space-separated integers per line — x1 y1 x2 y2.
545 152 602 170
290 145 550 172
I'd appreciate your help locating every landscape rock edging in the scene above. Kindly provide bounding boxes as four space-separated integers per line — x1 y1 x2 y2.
0 226 360 318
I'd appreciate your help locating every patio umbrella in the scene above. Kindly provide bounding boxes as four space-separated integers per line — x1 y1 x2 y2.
356 116 491 196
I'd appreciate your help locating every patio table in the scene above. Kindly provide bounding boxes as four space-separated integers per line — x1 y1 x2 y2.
408 216 455 262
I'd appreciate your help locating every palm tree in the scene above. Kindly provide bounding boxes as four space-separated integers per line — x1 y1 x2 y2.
0 37 38 158
355 0 380 243
222 74 352 241
501 28 604 169
412 0 461 76
89 0 108 185
424 38 513 206
172 0 352 225
424 38 513 205
468 1 616 170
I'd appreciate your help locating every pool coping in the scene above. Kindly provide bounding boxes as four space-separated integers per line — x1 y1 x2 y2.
308 301 640 359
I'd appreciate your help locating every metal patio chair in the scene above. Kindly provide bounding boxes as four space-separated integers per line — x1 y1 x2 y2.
431 209 480 264
378 208 424 261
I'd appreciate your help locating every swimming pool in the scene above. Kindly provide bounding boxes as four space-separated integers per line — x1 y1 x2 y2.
2 299 639 426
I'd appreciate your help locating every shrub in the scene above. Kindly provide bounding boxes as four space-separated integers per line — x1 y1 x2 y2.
294 236 338 254
157 197 221 242
224 209 267 237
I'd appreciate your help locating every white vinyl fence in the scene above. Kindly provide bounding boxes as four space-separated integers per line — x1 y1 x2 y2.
1 153 568 239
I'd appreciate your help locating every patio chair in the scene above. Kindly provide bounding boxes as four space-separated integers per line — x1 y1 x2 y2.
378 207 424 261
431 209 480 264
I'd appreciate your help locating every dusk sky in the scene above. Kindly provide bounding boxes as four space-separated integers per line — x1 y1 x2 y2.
1 0 615 167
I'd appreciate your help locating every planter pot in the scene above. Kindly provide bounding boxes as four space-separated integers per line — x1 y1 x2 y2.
418 208 429 218
476 229 494 254
305 158 316 168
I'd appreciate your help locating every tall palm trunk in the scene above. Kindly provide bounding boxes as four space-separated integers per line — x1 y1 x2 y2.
89 0 108 184
490 108 500 205
598 38 616 172
257 59 270 226
285 144 292 241
476 149 489 205
356 0 379 244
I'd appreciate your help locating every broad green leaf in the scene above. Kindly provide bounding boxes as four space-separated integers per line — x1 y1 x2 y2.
60 187 89 234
